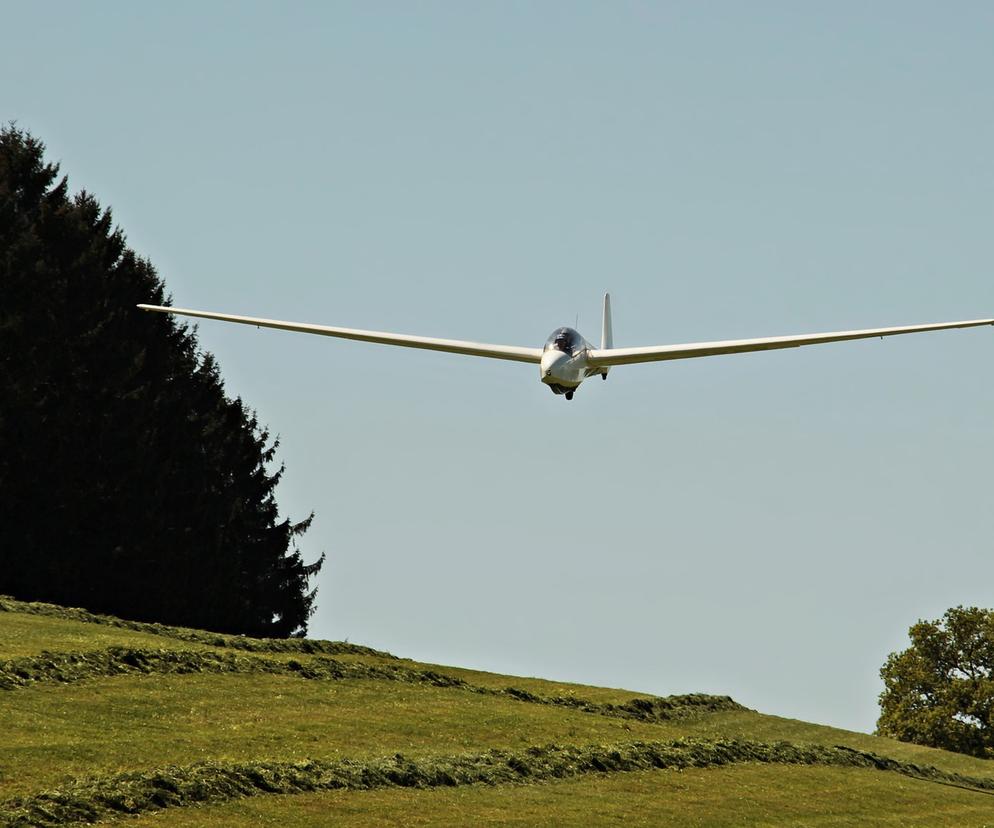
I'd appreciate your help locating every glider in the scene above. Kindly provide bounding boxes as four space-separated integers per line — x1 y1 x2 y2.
138 296 994 400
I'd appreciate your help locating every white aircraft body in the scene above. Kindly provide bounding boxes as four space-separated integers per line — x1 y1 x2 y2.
138 295 994 400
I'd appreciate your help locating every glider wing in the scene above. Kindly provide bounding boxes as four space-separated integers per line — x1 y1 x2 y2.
137 305 543 364
587 319 994 367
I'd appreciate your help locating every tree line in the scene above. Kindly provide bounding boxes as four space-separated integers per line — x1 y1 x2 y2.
0 125 322 636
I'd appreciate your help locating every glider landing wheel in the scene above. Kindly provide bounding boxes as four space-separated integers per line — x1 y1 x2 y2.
565 391 574 401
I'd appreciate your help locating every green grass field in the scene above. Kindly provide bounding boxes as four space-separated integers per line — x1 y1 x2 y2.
122 766 994 828
2 597 993 827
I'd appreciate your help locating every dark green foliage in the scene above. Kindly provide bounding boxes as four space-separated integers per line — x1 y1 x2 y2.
877 606 994 758
3 738 992 827
0 125 322 636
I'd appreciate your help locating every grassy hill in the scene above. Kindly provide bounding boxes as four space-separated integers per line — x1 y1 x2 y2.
2 597 993 826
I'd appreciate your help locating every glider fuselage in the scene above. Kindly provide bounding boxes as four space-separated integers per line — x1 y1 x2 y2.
540 327 604 398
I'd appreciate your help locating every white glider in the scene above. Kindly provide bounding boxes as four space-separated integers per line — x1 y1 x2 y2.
138 296 994 400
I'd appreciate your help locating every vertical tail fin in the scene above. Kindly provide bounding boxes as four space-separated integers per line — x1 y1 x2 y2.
601 292 613 350
600 293 612 379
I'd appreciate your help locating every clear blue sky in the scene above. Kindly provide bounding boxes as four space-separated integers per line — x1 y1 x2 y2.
5 1 994 733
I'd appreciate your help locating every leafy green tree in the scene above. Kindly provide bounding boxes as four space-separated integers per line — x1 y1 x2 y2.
0 125 323 636
877 606 994 757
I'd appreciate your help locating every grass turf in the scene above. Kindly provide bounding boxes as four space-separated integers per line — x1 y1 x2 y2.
3 598 994 826
0 605 653 704
0 674 683 797
67 765 994 828
0 612 206 658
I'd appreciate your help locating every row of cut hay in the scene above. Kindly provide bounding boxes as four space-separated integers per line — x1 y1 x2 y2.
4 738 993 827
0 647 744 723
0 596 393 658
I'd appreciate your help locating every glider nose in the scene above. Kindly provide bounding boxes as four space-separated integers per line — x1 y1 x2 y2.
541 349 568 381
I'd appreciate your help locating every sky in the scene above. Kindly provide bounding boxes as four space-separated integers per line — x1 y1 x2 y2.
4 1 994 734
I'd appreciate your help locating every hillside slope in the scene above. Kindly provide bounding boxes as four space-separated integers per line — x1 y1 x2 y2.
1 597 992 827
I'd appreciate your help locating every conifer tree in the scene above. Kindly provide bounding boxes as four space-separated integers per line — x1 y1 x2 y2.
0 125 323 636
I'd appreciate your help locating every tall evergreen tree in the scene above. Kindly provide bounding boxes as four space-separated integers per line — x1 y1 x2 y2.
0 126 323 636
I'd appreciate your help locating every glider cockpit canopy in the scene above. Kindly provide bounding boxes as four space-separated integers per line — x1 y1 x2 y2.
545 327 583 357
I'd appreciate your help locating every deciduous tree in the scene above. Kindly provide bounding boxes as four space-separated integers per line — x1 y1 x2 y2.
877 606 994 757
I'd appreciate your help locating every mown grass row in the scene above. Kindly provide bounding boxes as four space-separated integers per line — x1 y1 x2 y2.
0 596 391 658
121 765 994 828
0 646 744 724
3 738 993 828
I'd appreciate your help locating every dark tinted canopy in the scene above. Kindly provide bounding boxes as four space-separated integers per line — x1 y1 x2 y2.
544 327 582 356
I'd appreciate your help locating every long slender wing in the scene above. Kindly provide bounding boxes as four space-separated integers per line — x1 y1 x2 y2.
587 318 994 367
137 305 543 364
